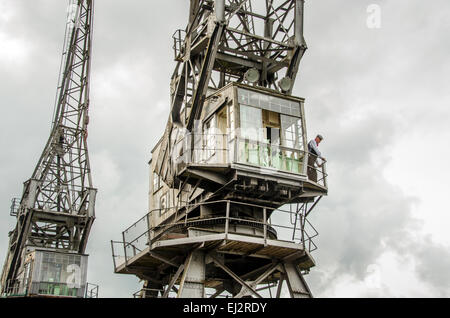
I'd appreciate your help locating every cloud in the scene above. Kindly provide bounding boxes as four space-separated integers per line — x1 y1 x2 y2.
0 33 30 65
299 0 450 297
414 240 450 296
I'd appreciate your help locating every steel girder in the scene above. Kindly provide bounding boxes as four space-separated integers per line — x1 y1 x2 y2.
139 250 312 299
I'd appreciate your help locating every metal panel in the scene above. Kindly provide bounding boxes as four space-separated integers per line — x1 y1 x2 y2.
29 250 88 298
178 251 205 298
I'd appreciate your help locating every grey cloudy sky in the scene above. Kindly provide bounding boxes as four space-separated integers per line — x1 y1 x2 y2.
1 0 449 298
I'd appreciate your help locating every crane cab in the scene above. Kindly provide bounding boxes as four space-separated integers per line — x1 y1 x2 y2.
3 249 88 298
149 83 327 229
175 83 326 195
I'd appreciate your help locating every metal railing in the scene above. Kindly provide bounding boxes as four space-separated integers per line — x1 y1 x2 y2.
175 133 230 169
306 153 328 189
111 200 320 270
172 29 186 60
236 137 307 175
235 137 328 188
1 281 26 298
174 133 328 188
111 241 126 271
85 283 99 298
10 198 20 217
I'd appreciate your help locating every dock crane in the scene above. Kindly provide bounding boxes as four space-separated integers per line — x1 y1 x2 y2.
1 0 97 298
112 0 328 298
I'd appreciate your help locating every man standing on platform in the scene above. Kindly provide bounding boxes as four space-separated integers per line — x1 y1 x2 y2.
308 135 326 182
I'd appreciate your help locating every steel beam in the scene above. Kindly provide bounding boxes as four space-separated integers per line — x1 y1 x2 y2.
163 264 185 298
178 251 206 298
283 262 312 298
210 254 262 298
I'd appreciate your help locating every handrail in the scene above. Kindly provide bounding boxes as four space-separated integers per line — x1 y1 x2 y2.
10 198 20 217
173 133 328 187
85 283 99 298
113 200 322 270
123 199 321 238
172 29 186 59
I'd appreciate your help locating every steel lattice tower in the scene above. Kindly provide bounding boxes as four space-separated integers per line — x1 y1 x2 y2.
1 0 97 297
112 0 327 298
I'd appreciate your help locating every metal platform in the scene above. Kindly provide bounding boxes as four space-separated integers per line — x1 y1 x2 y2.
115 231 315 276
